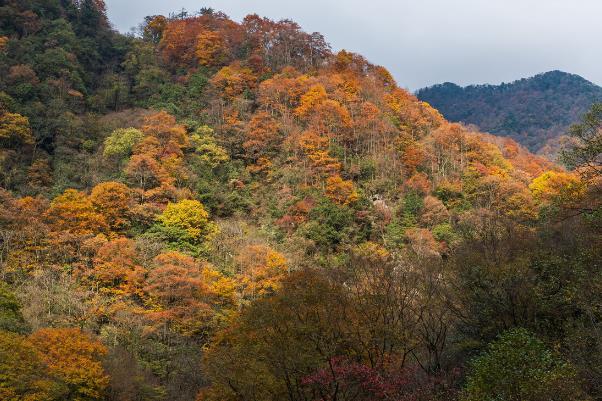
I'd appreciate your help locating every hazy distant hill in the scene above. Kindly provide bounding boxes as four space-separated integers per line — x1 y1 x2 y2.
416 70 602 153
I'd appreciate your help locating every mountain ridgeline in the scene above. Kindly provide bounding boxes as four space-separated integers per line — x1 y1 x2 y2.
0 2 601 401
416 71 602 154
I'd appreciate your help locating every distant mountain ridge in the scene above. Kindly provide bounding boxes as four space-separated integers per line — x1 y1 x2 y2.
416 70 602 154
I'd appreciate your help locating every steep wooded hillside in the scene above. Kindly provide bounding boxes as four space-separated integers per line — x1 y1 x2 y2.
0 3 600 401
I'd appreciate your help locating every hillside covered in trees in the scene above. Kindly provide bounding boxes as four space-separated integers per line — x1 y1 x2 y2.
416 70 602 155
0 1 601 401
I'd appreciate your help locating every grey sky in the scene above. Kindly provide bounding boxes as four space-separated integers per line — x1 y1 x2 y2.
105 0 602 90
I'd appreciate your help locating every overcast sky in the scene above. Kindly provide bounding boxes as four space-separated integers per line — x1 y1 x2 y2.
105 0 602 90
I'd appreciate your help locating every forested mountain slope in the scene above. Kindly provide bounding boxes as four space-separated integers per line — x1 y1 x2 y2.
416 70 602 154
0 2 600 401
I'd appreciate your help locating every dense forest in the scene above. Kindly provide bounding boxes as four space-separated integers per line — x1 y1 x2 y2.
0 1 601 400
416 70 602 155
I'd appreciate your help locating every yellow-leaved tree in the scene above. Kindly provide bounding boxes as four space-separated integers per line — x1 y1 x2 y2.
29 328 109 401
152 199 219 255
236 244 289 302
529 170 583 206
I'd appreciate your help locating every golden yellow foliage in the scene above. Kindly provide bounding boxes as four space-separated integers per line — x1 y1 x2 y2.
157 199 219 244
45 189 108 236
0 112 34 146
211 63 256 99
295 84 328 117
529 170 583 204
196 30 228 67
325 174 359 205
236 245 289 300
29 328 109 401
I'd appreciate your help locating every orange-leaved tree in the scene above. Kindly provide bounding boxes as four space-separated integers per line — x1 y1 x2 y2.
325 174 359 205
144 252 235 335
90 182 133 234
29 328 109 401
0 330 61 401
196 30 229 67
243 111 281 168
235 244 289 301
45 189 108 236
91 237 145 296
